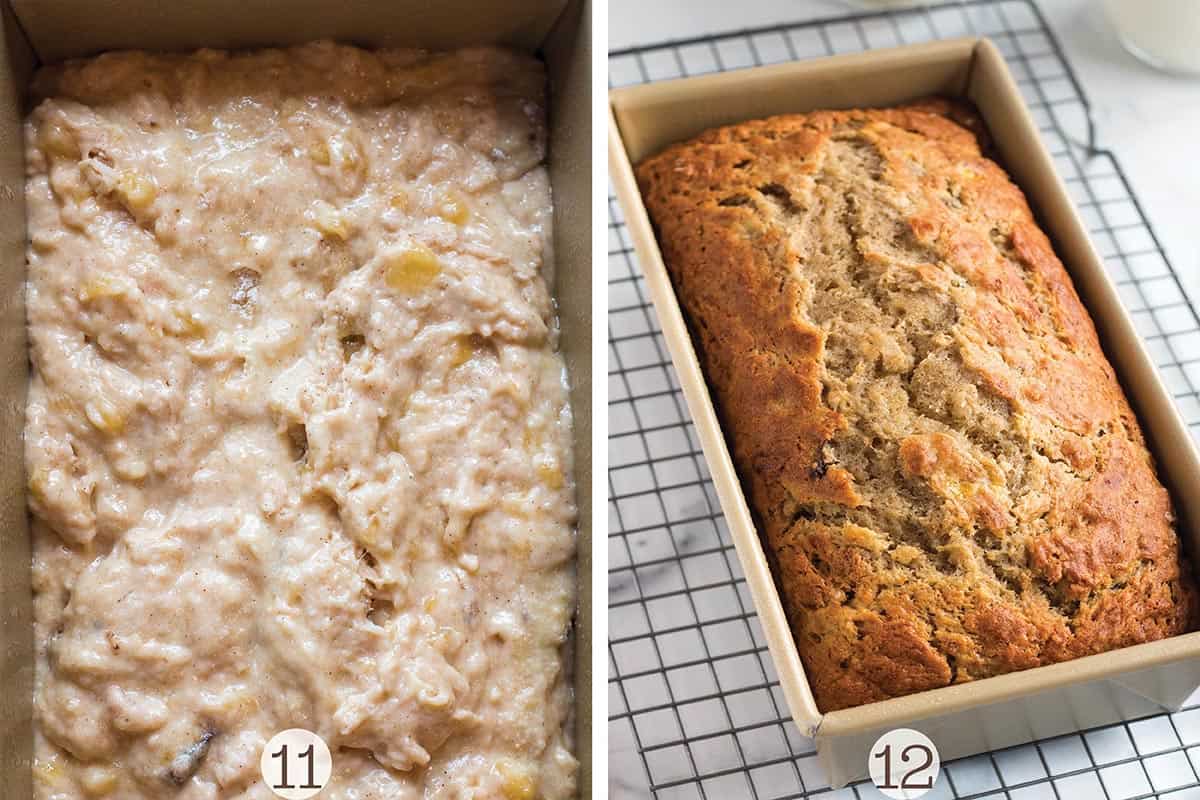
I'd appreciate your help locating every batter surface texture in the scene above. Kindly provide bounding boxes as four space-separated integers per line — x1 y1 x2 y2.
26 42 576 798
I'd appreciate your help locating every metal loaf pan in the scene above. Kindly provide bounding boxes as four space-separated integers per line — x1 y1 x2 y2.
0 1 591 797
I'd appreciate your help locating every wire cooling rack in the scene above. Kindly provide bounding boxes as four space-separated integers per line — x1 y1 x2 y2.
607 1 1200 798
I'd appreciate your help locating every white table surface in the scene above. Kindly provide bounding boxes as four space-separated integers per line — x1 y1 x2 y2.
608 2 1200 797
610 0 1200 310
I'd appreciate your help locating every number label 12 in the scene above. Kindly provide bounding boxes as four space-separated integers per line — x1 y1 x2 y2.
868 729 940 799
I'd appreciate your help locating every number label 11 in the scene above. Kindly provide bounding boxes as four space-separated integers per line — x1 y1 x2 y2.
270 742 321 790
260 729 332 800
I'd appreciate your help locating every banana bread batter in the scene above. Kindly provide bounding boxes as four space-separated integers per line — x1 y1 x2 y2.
25 42 576 799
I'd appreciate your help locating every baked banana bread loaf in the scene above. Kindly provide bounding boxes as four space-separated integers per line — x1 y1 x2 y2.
636 100 1197 712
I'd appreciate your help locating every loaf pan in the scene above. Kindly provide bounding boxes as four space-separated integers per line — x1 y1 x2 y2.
609 36 1200 787
0 1 591 798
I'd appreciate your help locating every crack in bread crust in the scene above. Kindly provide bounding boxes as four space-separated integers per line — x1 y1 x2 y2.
636 99 1197 712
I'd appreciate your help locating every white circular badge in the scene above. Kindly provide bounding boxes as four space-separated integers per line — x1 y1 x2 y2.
868 728 940 799
260 729 332 799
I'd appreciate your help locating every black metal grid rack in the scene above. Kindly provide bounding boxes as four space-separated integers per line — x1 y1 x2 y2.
607 2 1200 798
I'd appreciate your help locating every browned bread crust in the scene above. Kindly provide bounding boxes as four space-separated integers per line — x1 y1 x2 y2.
635 100 1197 712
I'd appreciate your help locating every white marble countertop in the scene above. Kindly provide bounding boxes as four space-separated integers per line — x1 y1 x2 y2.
611 0 1200 309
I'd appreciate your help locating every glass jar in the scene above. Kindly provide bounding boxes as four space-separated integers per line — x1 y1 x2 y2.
1104 0 1200 75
